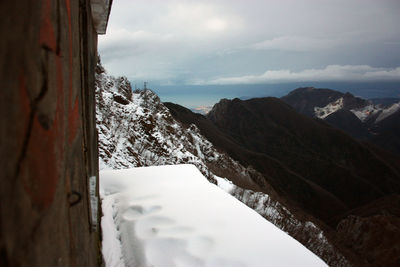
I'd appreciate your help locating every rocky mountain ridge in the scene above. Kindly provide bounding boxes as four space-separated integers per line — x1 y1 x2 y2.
96 63 253 184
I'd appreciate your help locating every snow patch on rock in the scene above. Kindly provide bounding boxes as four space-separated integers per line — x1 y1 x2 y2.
375 102 400 122
350 104 381 122
350 101 400 123
314 98 344 119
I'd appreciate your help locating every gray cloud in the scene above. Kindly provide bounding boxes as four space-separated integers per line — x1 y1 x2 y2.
99 0 400 85
249 36 339 52
191 65 400 85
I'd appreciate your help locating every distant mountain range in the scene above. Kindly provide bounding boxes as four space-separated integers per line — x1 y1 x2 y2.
190 105 213 115
281 87 400 154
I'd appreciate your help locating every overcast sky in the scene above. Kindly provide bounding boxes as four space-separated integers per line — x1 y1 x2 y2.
99 0 400 86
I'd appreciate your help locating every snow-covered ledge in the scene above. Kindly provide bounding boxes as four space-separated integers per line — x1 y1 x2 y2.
100 165 327 266
91 0 113 34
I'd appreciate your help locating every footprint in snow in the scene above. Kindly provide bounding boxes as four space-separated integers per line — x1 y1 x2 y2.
122 205 162 221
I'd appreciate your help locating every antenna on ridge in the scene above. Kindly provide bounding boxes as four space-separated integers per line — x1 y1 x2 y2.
144 82 148 90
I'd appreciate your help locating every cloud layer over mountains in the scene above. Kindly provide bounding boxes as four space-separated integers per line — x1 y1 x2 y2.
99 0 400 85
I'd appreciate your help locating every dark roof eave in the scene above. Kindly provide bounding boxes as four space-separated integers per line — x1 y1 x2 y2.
91 0 113 35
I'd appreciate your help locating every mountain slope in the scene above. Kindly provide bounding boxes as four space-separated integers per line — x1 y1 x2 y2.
207 97 400 220
324 109 371 139
370 109 400 154
207 97 400 266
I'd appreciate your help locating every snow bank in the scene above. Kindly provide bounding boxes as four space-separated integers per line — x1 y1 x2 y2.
100 164 327 267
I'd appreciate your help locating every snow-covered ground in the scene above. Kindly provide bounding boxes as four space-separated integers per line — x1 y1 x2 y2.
314 97 344 119
100 164 327 267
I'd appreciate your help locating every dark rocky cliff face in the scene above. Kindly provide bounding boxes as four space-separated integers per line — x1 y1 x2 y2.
0 1 106 266
203 96 400 266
